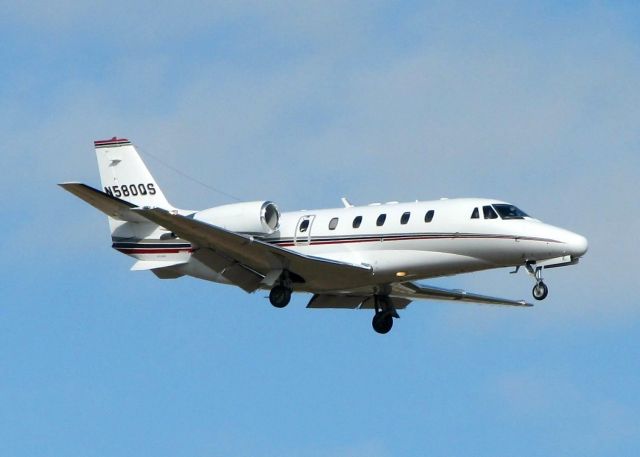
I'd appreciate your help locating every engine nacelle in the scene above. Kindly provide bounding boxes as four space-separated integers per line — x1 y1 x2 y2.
194 201 280 235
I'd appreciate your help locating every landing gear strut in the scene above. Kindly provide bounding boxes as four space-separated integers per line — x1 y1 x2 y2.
372 295 399 334
269 271 292 308
526 263 549 301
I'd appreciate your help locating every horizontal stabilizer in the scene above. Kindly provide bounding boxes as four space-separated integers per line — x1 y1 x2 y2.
59 182 148 222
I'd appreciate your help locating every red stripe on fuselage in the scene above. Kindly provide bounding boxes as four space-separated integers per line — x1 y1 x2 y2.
270 234 560 247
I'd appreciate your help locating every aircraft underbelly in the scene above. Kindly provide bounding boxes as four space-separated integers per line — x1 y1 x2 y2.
287 248 487 287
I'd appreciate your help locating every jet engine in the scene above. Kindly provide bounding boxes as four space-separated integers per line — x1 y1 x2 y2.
194 201 280 235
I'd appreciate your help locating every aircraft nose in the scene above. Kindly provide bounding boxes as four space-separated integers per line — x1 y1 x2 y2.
566 232 589 257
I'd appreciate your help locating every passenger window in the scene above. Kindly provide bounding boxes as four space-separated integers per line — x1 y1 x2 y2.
299 219 310 232
471 208 479 219
424 210 434 223
400 212 411 225
328 217 339 230
352 216 362 228
483 205 498 219
376 214 386 226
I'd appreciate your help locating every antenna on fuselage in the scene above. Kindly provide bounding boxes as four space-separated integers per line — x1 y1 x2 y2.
341 197 354 208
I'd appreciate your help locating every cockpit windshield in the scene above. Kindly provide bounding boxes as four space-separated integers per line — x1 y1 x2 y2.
492 204 529 220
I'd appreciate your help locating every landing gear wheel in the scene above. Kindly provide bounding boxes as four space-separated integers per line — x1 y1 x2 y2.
532 281 548 301
372 312 393 334
269 285 291 308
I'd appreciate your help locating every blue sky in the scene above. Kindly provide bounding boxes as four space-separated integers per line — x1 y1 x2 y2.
2 2 639 456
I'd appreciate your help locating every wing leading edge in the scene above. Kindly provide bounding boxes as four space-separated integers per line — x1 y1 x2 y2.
132 207 374 290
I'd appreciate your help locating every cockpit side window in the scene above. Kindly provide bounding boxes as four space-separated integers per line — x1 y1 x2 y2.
492 204 528 220
471 207 479 219
483 205 498 219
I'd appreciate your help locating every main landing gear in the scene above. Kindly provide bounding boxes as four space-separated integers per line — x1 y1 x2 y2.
269 271 292 308
526 263 549 301
372 295 399 334
269 285 291 308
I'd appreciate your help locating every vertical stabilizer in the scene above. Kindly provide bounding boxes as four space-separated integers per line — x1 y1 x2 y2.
95 137 173 209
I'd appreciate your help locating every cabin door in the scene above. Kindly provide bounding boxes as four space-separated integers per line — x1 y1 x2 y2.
294 215 315 246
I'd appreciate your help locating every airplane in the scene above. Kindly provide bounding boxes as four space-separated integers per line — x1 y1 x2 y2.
60 137 588 334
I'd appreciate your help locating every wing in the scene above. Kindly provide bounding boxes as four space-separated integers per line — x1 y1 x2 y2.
306 294 411 310
305 283 528 310
59 182 148 222
307 294 367 309
390 282 532 307
132 207 374 291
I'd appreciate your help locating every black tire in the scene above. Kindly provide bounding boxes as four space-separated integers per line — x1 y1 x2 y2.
532 282 548 301
372 312 393 334
269 285 291 308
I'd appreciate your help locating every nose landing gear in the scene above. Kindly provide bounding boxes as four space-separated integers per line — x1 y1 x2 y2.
526 263 549 301
532 281 548 300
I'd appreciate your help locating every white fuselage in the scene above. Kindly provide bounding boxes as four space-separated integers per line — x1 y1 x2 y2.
149 197 587 293
112 198 587 290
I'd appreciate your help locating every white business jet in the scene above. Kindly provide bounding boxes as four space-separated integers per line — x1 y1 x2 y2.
60 138 588 334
